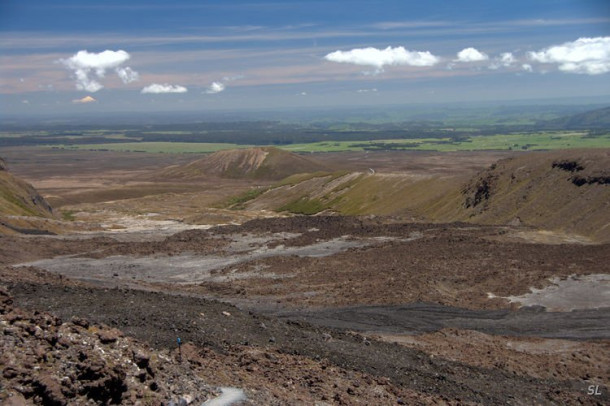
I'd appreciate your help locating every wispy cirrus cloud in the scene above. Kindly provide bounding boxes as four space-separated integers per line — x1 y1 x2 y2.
371 17 610 31
3 16 609 54
370 21 450 30
528 36 610 75
141 83 188 94
58 50 139 92
324 46 440 72
501 17 610 27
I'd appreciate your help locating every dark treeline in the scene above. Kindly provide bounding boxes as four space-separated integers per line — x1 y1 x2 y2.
1 107 609 147
0 136 134 147
0 121 546 147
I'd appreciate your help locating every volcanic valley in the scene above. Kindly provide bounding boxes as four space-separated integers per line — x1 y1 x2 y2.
0 146 608 405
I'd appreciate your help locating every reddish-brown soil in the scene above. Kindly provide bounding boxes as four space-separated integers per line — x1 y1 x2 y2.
1 282 461 405
2 266 607 405
1 148 608 404
7 217 606 311
1 215 609 404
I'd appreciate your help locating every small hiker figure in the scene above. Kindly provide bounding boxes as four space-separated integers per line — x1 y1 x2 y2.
177 337 182 362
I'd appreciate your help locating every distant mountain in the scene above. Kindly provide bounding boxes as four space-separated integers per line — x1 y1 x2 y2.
158 147 328 180
541 106 610 129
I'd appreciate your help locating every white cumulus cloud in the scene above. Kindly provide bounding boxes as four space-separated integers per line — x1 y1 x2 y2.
489 52 516 69
456 47 489 62
522 63 533 72
205 81 226 94
528 36 610 75
58 50 139 92
324 46 440 70
116 67 139 84
141 83 188 94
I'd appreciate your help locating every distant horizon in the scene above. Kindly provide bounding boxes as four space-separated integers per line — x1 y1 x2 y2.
2 94 610 127
2 0 609 117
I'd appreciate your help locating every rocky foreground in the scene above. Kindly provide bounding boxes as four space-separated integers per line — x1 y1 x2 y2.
1 216 608 405
1 283 458 405
2 266 608 405
1 285 214 405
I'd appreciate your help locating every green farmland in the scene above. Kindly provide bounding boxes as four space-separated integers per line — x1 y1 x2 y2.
282 131 610 152
48 131 610 154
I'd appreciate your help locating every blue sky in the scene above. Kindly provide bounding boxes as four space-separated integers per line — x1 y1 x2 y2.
1 0 609 115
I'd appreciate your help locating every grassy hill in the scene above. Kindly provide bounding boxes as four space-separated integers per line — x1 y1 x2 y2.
225 149 610 241
448 149 610 240
0 158 56 234
224 169 464 219
158 147 328 180
0 159 54 218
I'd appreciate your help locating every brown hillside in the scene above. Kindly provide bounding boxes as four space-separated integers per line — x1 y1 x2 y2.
158 147 327 180
0 160 54 218
451 149 610 241
0 159 56 234
226 149 610 241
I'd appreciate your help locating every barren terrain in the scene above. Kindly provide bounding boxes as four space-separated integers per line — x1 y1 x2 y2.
1 147 608 404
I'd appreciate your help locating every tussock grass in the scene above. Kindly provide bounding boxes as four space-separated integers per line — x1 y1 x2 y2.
223 187 269 209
